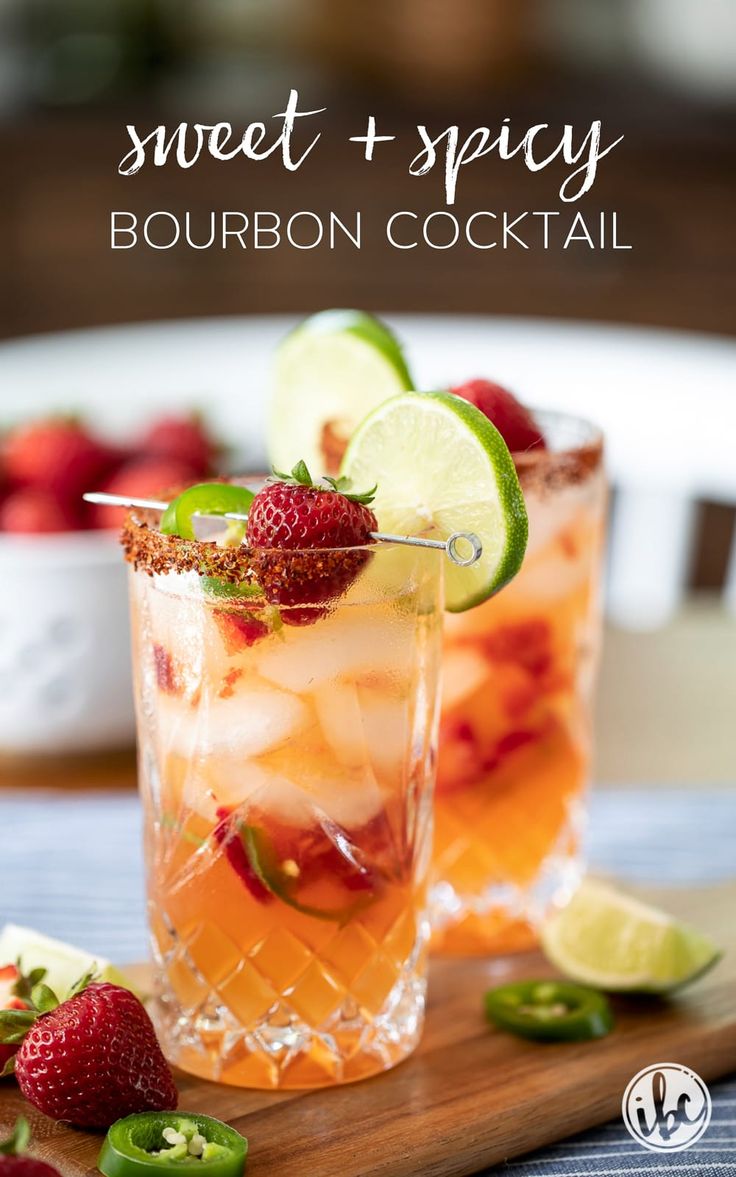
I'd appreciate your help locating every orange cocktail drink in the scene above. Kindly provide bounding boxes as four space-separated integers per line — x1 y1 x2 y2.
430 413 606 955
125 511 442 1089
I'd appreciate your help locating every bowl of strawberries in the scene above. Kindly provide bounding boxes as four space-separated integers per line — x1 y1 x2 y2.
0 411 222 756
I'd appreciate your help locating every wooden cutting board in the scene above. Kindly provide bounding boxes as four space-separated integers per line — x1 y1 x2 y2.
1 884 735 1177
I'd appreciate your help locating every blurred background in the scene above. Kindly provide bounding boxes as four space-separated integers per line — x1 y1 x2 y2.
0 0 734 785
1 0 735 335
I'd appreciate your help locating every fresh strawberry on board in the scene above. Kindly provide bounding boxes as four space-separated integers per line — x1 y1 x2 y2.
452 379 546 453
0 974 177 1128
247 460 378 626
0 1117 61 1177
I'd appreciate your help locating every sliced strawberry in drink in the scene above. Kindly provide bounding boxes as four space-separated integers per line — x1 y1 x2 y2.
214 610 270 654
452 379 546 454
482 618 553 679
436 717 484 795
153 643 181 695
213 807 272 904
495 729 539 759
215 804 388 917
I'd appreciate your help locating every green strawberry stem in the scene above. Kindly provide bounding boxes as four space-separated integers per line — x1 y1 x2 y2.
0 968 99 1046
271 461 376 506
0 1116 30 1156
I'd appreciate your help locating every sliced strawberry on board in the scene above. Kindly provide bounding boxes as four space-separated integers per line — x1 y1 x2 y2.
452 379 546 454
0 964 35 1074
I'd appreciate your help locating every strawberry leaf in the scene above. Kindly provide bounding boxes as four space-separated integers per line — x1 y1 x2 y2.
12 962 47 1004
0 1009 36 1029
290 459 312 486
271 460 315 487
66 968 97 999
30 982 59 1014
322 475 377 505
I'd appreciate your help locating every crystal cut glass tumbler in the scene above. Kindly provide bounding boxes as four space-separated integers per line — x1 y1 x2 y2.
128 536 443 1088
430 413 606 955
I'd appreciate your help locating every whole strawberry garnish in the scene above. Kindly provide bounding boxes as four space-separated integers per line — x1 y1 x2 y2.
139 412 217 477
452 379 546 453
4 419 114 504
247 461 377 626
0 974 177 1128
0 1117 61 1177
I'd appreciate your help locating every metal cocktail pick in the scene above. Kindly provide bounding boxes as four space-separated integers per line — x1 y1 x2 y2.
82 492 483 567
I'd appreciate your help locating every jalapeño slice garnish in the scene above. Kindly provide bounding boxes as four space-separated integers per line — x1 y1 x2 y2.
215 817 374 923
484 980 614 1043
243 824 372 923
98 1112 248 1177
160 484 254 542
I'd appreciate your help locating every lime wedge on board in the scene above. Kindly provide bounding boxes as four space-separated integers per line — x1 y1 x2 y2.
541 879 722 993
0 924 137 997
268 309 414 478
340 390 528 611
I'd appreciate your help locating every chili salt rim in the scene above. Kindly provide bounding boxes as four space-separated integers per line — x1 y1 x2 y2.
511 426 602 499
121 507 377 587
121 509 257 583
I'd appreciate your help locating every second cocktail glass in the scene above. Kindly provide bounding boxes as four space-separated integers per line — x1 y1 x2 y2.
430 413 606 955
125 515 443 1089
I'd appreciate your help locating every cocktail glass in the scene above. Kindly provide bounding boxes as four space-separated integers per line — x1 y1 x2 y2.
124 514 443 1088
430 412 605 955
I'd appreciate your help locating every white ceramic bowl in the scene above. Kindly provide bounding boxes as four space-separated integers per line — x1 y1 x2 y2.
0 531 134 755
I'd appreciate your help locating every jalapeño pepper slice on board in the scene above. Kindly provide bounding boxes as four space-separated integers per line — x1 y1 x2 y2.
484 980 614 1042
160 484 254 542
98 1112 248 1177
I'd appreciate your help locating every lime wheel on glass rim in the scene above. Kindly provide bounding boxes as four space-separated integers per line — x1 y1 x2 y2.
341 390 528 611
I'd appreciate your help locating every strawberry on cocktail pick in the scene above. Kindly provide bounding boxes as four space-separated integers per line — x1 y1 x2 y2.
0 972 177 1129
247 460 378 626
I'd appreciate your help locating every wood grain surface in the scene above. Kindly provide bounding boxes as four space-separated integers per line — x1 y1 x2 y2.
1 884 734 1177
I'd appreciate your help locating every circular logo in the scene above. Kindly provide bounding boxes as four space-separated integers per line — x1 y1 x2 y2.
622 1063 712 1152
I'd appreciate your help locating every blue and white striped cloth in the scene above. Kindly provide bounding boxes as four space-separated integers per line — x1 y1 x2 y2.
1 786 734 1176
